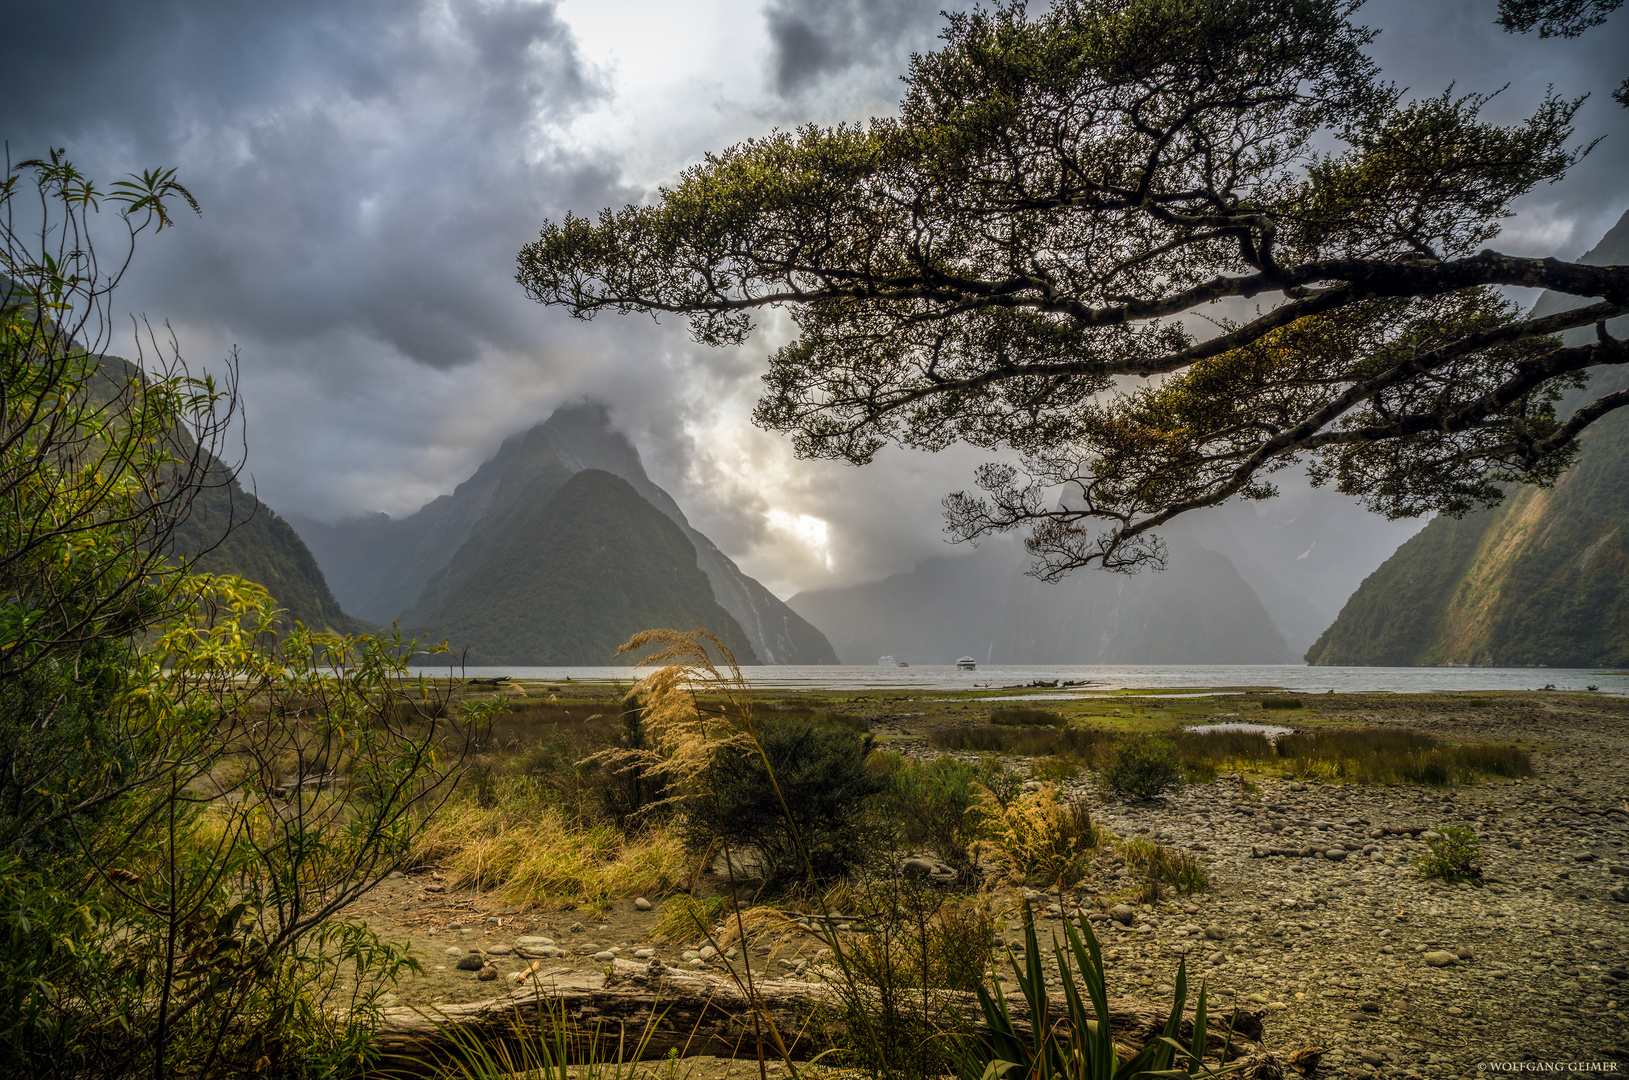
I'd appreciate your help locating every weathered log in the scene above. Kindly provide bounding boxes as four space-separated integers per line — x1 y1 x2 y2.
368 959 1282 1079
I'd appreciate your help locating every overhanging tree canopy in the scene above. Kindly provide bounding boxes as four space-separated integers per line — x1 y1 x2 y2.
517 0 1629 575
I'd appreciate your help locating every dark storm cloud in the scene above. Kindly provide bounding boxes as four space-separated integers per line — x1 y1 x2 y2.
1361 0 1629 254
764 0 947 96
7 0 615 370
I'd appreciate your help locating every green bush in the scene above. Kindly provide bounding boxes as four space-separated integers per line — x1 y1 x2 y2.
1098 735 1184 799
1417 825 1484 883
884 756 989 877
683 717 885 884
1260 696 1304 709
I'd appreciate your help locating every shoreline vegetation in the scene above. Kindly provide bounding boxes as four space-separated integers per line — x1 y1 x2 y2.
318 656 1627 1079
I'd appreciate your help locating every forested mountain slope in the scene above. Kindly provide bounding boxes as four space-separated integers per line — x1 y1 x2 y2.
87 356 366 637
407 469 758 665
1308 209 1629 667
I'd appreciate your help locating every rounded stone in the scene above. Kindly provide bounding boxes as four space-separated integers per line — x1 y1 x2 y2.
516 936 556 949
445 947 464 959
634 897 654 911
1422 950 1458 967
486 943 513 955
1108 904 1137 926
456 955 486 971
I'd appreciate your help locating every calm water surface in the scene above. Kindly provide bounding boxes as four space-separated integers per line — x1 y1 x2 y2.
410 662 1627 696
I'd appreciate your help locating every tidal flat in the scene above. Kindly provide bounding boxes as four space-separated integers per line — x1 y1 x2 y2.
351 686 1629 1076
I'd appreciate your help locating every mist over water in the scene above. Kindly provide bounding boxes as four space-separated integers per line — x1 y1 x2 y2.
412 663 1627 695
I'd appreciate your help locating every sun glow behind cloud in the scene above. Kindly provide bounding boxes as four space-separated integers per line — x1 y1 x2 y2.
765 510 833 571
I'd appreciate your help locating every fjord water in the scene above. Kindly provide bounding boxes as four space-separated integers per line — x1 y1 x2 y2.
413 662 1626 695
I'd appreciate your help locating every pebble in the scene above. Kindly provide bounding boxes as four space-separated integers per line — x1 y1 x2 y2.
592 950 616 962
444 947 463 959
516 936 555 948
486 943 512 955
455 955 486 971
634 897 653 911
634 948 656 959
1422 950 1458 967
1108 904 1136 926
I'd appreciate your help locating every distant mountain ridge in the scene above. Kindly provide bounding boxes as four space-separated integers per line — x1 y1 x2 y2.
788 523 1293 665
292 403 838 665
1307 208 1629 667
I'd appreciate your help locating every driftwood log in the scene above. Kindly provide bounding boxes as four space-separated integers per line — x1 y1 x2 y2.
369 959 1283 1079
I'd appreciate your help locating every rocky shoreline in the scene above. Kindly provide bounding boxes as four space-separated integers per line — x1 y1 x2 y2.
355 690 1629 1076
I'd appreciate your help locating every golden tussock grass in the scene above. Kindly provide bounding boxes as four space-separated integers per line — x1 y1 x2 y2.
413 778 688 908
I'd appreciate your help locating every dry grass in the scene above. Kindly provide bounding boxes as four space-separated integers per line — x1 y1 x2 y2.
413 778 688 908
985 783 1102 888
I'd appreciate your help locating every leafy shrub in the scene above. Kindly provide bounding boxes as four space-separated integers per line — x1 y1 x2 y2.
1098 735 1184 799
822 880 994 1079
990 706 1066 727
987 784 1101 888
1417 825 1484 883
683 717 886 884
1260 696 1304 709
884 756 988 877
976 904 1231 1080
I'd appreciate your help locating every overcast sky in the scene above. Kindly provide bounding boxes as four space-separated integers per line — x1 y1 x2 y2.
9 0 1627 597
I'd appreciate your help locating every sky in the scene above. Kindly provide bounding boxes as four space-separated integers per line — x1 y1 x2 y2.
7 0 1627 598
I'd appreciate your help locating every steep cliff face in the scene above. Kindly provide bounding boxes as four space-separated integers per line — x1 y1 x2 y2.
1305 382 1629 667
408 470 758 665
292 403 838 664
178 468 369 637
1307 209 1629 667
80 356 365 637
788 526 1291 666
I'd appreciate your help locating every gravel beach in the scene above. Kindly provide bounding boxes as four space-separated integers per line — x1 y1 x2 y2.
353 689 1629 1076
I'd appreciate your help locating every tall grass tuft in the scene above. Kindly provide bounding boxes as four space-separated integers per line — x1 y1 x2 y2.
413 780 688 907
1118 837 1211 902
